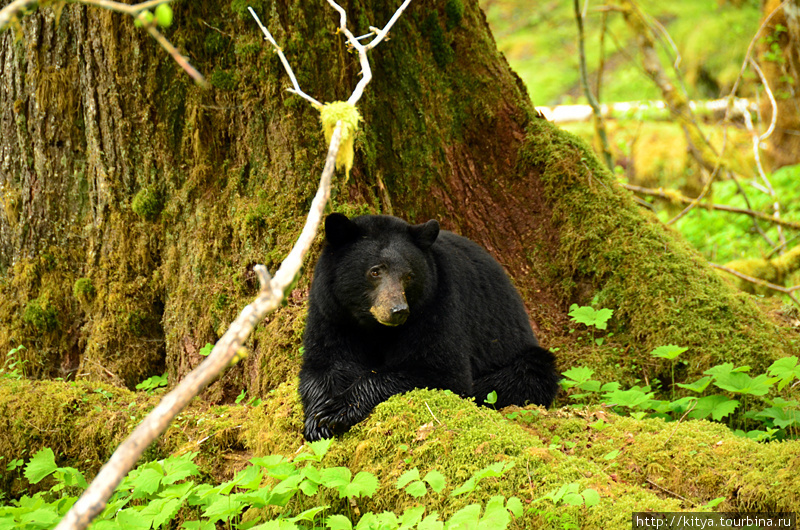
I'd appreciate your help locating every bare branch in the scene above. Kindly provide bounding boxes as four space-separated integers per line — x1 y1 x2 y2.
247 7 323 108
326 0 413 105
622 183 800 231
573 0 613 170
710 262 800 308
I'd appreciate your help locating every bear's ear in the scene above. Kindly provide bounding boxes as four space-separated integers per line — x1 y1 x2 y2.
325 213 360 247
410 219 439 250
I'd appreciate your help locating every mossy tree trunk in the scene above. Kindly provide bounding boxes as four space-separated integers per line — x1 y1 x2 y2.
0 0 795 402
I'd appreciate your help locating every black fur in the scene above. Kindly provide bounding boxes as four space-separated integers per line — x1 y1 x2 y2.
299 213 560 441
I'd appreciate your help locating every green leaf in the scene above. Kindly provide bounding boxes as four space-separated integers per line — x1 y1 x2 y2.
445 503 481 529
320 467 351 489
650 345 688 360
397 468 421 489
479 496 510 529
25 448 58 484
603 386 654 409
450 477 476 497
568 305 613 330
688 395 740 421
506 496 523 518
132 467 164 498
767 356 800 391
561 366 595 387
676 376 712 393
199 343 213 356
20 506 61 528
326 514 353 530
343 471 378 499
485 391 498 405
399 506 426 530
582 489 601 507
309 438 334 460
423 470 446 493
163 452 199 485
405 480 428 498
562 492 585 506
290 505 330 523
418 513 444 530
182 522 216 530
756 406 800 429
711 371 776 396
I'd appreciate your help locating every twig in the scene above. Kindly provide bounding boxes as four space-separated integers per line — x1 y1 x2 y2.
573 0 613 170
0 0 207 87
645 477 690 502
710 262 800 308
425 401 442 425
663 399 697 446
745 57 784 246
326 0 413 105
248 7 323 108
623 183 800 231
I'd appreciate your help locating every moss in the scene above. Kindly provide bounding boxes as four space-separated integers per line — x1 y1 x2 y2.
131 186 163 221
209 69 237 91
519 118 795 384
72 278 96 302
22 296 58 333
507 404 800 512
423 12 454 68
445 0 464 30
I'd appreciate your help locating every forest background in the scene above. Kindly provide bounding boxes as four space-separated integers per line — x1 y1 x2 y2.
1 0 800 528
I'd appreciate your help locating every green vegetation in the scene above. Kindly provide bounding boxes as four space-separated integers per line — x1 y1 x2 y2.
22 297 58 333
1 442 528 529
483 0 762 105
131 186 163 221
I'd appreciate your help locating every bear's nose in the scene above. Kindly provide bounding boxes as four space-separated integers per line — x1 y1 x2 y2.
390 303 410 325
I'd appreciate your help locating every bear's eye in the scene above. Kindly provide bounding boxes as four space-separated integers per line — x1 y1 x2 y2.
368 266 382 279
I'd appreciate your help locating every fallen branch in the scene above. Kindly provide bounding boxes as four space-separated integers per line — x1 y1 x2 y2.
710 262 800 308
622 183 800 231
54 1 412 528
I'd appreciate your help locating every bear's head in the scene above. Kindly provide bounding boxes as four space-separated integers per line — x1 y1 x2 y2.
318 213 439 328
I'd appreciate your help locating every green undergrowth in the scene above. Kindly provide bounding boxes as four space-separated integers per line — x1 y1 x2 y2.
3 376 800 527
505 405 800 513
520 118 797 384
483 0 761 106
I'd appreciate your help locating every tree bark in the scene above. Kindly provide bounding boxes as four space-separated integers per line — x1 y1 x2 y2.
0 0 795 399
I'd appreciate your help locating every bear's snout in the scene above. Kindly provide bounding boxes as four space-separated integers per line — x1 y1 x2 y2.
369 279 409 326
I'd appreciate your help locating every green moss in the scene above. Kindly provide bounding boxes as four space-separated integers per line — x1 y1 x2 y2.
445 0 464 30
423 13 454 68
209 69 237 91
72 278 96 302
22 296 58 332
131 186 162 221
519 119 795 382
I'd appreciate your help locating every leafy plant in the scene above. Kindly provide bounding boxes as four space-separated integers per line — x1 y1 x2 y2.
568 305 613 345
135 373 168 393
1 442 529 530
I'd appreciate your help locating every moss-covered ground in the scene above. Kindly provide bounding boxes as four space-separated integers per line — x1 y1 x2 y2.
3 380 798 527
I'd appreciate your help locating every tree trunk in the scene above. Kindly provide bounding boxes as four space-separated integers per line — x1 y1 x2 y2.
0 0 795 402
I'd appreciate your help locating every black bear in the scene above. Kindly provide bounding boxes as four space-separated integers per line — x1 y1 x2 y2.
299 213 560 441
